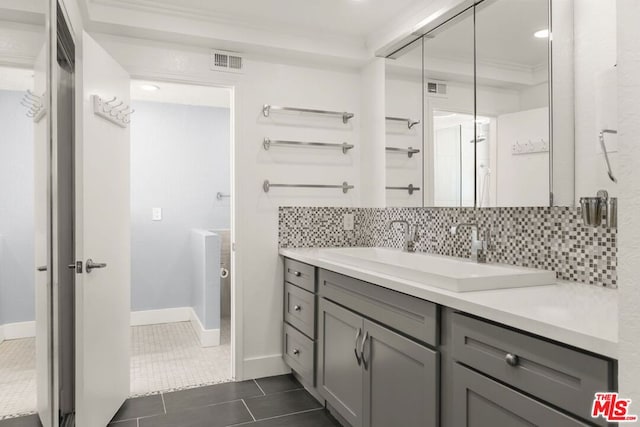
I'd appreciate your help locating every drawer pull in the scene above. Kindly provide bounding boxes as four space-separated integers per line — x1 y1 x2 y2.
354 328 362 366
293 348 300 356
293 305 302 312
505 353 519 367
292 271 302 277
361 331 370 370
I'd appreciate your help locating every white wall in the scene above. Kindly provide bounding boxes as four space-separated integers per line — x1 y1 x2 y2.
617 0 640 406
574 0 618 201
130 100 230 314
0 90 35 325
93 33 363 378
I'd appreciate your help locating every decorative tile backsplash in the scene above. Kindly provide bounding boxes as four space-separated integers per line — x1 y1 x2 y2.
279 206 618 288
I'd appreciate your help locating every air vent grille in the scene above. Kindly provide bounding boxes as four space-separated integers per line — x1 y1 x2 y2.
427 81 447 96
211 50 244 74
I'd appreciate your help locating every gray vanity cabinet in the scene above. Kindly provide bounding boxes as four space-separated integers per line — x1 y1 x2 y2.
452 363 590 427
318 297 438 427
362 320 438 427
318 298 364 427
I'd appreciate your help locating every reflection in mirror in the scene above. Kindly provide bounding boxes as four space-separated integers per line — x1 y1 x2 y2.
475 0 550 207
0 0 50 421
385 38 423 207
423 7 475 207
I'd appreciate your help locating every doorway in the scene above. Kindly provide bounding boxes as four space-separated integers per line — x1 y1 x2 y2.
128 79 234 396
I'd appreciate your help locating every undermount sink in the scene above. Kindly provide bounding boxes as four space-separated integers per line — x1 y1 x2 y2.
318 247 556 292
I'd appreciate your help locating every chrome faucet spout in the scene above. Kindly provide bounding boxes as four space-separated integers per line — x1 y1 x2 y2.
451 223 490 263
388 220 419 253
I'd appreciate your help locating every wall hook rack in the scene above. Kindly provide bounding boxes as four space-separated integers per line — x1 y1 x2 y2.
20 90 46 122
92 94 134 128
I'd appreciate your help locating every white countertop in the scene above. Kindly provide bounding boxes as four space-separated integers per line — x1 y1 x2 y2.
280 247 619 359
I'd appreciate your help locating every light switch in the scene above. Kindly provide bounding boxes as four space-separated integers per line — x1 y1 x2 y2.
343 213 354 231
152 207 162 221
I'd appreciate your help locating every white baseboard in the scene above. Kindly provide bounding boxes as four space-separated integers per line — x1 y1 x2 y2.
242 354 290 380
130 307 192 326
0 320 36 340
130 307 220 348
189 309 220 348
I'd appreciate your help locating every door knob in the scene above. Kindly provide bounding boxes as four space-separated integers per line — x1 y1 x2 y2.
86 259 107 273
36 266 47 272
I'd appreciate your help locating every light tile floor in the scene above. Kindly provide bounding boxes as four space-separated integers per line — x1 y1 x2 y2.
0 338 37 419
130 318 232 396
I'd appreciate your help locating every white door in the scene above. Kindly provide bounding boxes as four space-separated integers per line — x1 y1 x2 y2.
75 32 131 427
34 43 53 427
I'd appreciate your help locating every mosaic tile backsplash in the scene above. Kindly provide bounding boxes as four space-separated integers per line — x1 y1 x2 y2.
279 206 617 288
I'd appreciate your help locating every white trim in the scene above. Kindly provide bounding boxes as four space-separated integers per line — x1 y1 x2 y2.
242 354 290 380
188 308 220 347
130 307 191 326
130 307 220 347
0 320 37 340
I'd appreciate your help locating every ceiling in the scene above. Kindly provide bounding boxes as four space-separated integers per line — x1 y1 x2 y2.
93 0 419 38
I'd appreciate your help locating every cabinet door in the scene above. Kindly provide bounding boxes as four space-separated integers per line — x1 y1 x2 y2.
363 320 439 427
452 363 590 427
318 298 364 427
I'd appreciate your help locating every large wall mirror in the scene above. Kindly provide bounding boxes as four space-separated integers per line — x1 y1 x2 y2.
385 0 613 208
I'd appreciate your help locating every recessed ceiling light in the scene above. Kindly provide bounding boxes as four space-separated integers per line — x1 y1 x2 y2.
534 29 549 39
140 84 160 91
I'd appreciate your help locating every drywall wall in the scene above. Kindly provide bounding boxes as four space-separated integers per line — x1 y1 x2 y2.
191 230 220 331
617 0 640 405
574 0 618 201
0 89 35 325
130 100 230 313
96 33 362 378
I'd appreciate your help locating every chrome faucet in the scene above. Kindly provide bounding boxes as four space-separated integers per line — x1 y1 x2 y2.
451 223 491 263
388 220 418 252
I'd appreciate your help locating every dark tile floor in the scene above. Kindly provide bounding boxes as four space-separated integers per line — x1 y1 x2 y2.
109 374 342 427
0 375 340 427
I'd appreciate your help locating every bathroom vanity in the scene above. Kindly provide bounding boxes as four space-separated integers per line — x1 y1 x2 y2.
280 250 618 427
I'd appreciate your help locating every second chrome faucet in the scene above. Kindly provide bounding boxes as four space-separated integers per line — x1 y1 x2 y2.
388 220 418 253
450 223 491 263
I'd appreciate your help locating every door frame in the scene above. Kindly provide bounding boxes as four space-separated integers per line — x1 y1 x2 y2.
127 71 243 381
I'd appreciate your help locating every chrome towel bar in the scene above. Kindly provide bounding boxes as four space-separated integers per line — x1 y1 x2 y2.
263 180 354 194
386 146 421 158
262 104 355 124
386 184 421 195
263 138 354 154
386 116 420 129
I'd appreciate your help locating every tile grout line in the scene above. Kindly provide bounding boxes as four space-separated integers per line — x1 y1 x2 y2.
252 379 266 396
227 407 325 427
240 399 256 422
160 393 167 414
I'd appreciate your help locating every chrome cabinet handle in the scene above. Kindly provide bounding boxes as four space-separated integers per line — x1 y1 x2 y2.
86 259 107 273
354 328 362 366
292 349 300 356
360 331 369 370
293 305 301 312
505 353 519 367
292 271 301 277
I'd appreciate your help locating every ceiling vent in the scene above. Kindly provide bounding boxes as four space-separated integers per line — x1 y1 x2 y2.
211 50 244 74
426 81 447 97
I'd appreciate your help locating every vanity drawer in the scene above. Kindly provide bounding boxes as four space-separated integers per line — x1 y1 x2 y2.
284 282 316 339
318 269 438 346
283 323 315 386
452 312 614 424
284 258 316 292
